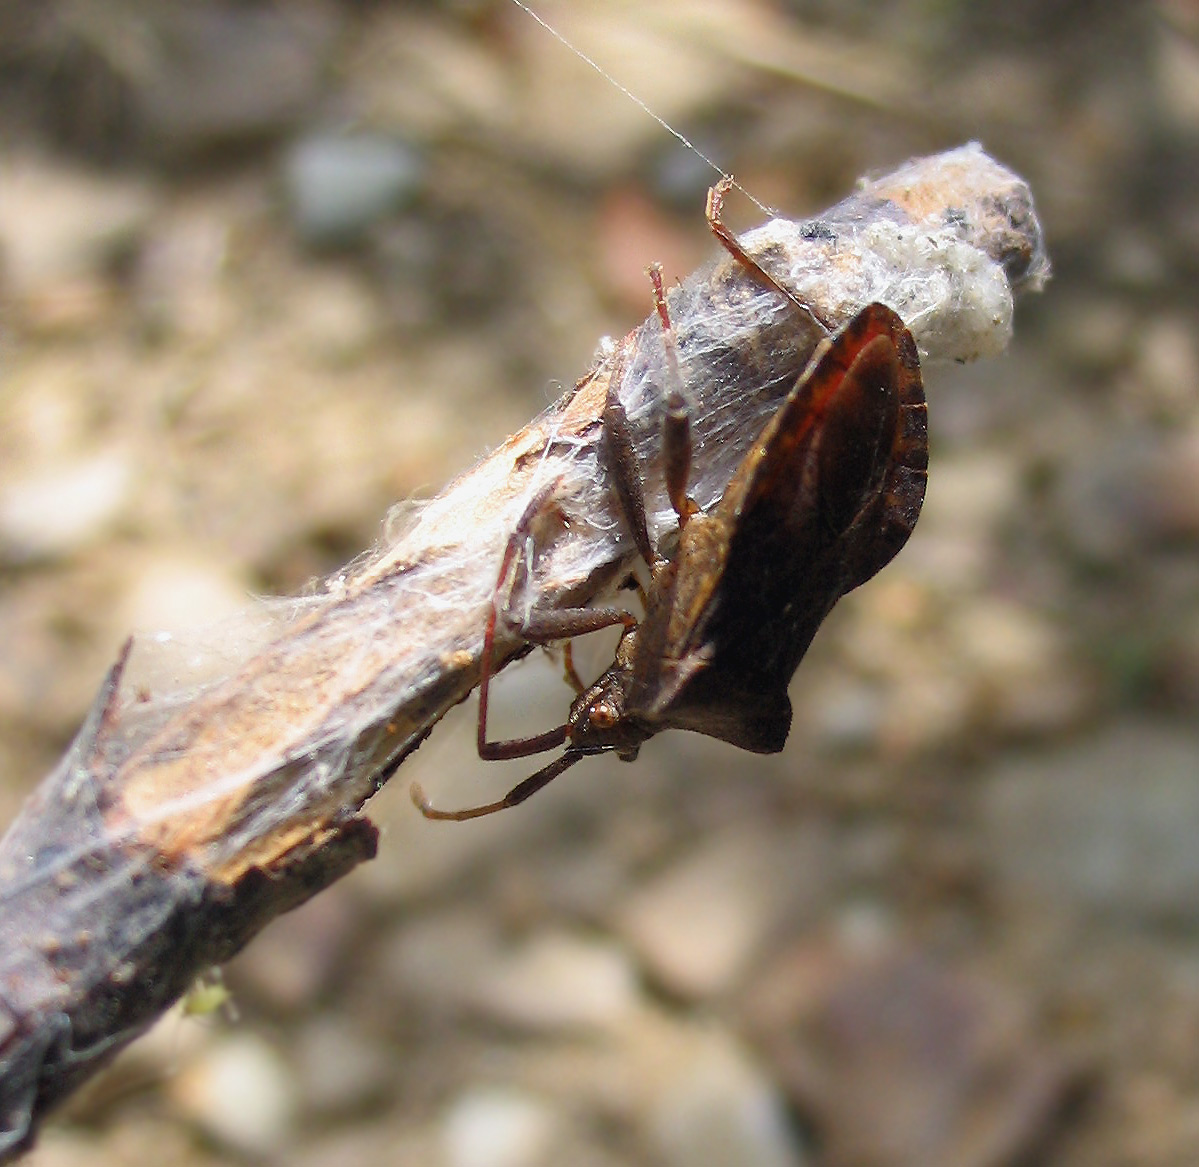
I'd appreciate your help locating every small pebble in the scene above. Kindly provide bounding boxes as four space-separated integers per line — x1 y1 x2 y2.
378 906 500 1015
0 155 156 309
471 930 639 1035
983 723 1199 922
949 596 1086 735
1133 315 1198 418
615 825 830 999
442 1086 561 1167
134 4 340 159
119 556 252 639
744 935 1073 1167
170 1033 297 1156
1156 20 1199 131
0 449 133 563
805 674 887 751
1151 422 1199 537
285 133 424 248
294 1016 394 1117
1052 431 1158 563
648 1032 806 1167
918 450 1021 537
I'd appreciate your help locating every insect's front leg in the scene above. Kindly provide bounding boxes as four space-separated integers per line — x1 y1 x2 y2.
413 750 584 822
477 481 636 763
705 176 829 334
412 481 637 824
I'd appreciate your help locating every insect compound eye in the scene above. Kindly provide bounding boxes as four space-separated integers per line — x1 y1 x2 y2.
590 701 619 730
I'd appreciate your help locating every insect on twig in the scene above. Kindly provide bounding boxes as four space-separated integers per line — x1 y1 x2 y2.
412 186 928 820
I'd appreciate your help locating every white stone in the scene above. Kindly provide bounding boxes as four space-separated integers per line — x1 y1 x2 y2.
648 1031 806 1167
471 930 639 1034
0 449 133 562
0 155 156 295
615 824 829 999
442 1087 561 1167
170 1033 297 1156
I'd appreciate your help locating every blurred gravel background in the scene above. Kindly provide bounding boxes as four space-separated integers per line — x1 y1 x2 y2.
0 2 1196 1165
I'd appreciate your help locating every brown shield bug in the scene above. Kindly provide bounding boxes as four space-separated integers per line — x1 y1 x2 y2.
413 287 927 820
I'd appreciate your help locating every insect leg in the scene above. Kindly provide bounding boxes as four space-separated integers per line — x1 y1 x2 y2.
602 346 656 568
705 177 829 333
562 641 585 694
475 482 570 762
647 263 696 529
412 751 583 822
476 483 637 762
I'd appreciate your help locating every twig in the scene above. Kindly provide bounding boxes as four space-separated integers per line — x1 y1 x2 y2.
0 143 1047 1159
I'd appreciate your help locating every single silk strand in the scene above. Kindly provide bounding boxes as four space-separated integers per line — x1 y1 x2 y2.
507 0 774 218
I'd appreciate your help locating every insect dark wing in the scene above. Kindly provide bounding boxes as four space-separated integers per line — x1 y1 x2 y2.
700 302 927 692
729 303 921 541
